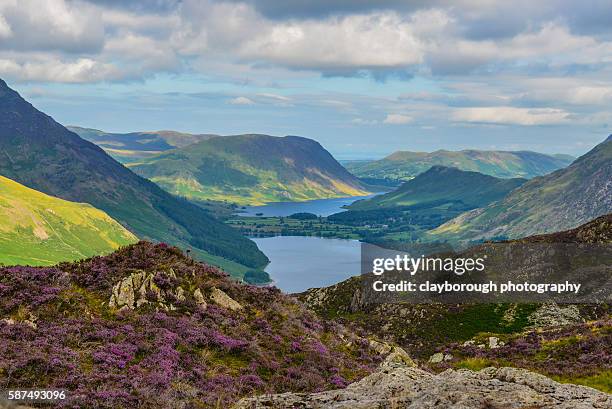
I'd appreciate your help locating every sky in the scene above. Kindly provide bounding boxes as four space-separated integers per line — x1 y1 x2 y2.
1 1 611 159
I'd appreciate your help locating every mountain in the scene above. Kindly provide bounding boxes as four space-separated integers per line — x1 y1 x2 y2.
67 126 217 163
0 242 382 408
432 136 612 241
348 166 526 211
345 149 574 182
0 175 137 266
0 79 267 275
128 134 372 205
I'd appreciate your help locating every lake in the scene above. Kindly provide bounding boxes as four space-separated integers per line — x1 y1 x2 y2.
237 194 378 217
252 235 361 293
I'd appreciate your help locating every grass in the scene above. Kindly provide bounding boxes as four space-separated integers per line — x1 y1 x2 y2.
0 175 137 266
552 370 612 393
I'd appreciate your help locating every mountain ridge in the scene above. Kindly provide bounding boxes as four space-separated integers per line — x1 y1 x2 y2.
345 148 575 181
432 136 612 241
348 166 526 211
129 133 372 205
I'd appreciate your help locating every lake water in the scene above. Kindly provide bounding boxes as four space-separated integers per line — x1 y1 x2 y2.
252 235 361 293
237 194 378 217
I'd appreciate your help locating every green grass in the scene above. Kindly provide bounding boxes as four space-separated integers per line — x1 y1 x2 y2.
552 370 612 393
0 175 138 266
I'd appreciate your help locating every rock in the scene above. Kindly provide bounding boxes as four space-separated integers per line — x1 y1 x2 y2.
108 270 191 310
443 353 453 361
368 339 392 355
462 340 475 347
210 288 242 311
176 286 186 302
488 336 499 349
193 288 207 307
428 352 444 363
236 365 611 408
528 302 583 329
349 288 363 313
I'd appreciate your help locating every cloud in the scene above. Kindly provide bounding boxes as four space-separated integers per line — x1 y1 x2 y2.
229 96 255 105
238 12 425 75
351 118 378 125
383 114 413 124
451 107 570 126
0 57 124 83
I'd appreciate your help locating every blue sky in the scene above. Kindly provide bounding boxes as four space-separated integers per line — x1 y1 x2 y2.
1 1 611 159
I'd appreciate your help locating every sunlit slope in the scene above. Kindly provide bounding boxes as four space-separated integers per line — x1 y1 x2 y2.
0 175 137 265
130 134 372 205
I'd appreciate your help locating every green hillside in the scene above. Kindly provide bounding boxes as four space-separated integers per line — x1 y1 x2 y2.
129 134 372 205
345 149 574 182
432 136 612 241
349 166 526 210
67 126 217 163
0 79 268 276
0 175 137 265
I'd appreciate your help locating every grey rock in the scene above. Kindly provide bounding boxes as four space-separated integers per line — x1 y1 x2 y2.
193 288 207 308
428 352 444 363
236 365 611 408
210 288 242 311
528 302 583 329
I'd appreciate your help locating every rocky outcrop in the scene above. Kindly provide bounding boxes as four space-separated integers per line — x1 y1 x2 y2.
109 270 159 309
236 364 611 409
210 288 242 311
108 269 205 311
528 302 583 329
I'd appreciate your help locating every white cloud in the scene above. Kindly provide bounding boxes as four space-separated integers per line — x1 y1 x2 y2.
238 12 426 73
229 96 255 105
351 118 378 125
383 114 413 125
451 107 570 126
0 57 123 83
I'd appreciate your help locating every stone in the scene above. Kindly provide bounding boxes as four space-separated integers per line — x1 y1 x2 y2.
236 365 611 408
428 352 444 363
210 288 242 311
443 353 453 361
528 302 583 329
488 336 499 349
193 288 207 307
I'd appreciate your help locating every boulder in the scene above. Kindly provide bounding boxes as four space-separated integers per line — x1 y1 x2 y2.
210 288 243 311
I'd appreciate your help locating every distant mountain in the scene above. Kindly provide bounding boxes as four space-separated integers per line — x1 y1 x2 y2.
0 175 137 266
67 126 217 162
349 166 526 211
432 136 612 241
0 79 267 274
345 149 574 181
129 134 372 205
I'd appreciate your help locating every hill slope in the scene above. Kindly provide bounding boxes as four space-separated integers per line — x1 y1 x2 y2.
0 79 267 273
349 166 526 210
0 242 381 408
0 175 137 266
346 149 574 181
432 136 612 241
67 126 217 162
129 134 372 205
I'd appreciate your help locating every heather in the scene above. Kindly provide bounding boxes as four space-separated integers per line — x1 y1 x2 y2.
0 242 380 408
429 318 612 393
